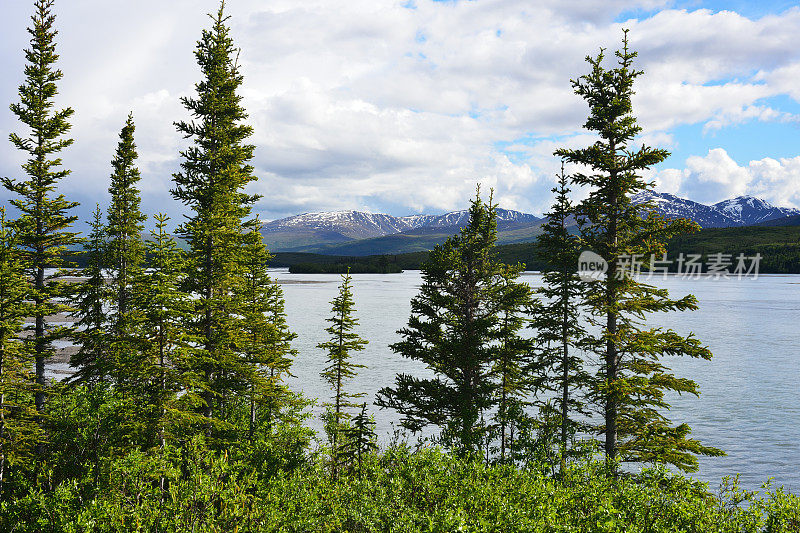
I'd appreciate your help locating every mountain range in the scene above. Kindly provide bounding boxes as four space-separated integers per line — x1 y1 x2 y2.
631 191 800 227
261 193 800 256
261 208 544 254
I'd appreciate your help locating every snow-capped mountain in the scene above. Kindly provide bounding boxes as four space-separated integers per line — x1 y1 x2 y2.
262 208 542 241
631 191 739 228
632 191 800 228
264 211 412 240
262 193 797 254
712 196 800 226
400 208 541 230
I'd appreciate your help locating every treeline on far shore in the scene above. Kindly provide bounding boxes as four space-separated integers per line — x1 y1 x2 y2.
65 223 800 274
262 224 800 274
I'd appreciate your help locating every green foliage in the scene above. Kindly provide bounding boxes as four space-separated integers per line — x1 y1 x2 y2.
529 165 592 473
68 206 111 385
318 271 368 475
272 251 433 271
105 112 147 392
170 1 261 438
237 226 298 442
491 263 534 463
0 210 39 497
2 0 80 415
665 225 800 274
44 383 141 493
133 214 193 446
3 445 798 532
3 4 794 528
378 191 531 459
555 31 723 471
339 403 378 476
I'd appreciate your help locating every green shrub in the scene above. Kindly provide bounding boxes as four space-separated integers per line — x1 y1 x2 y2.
5 445 798 532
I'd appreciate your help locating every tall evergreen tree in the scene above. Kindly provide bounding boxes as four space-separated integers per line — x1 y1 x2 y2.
170 1 260 436
492 263 533 463
238 227 297 441
0 210 38 495
2 0 79 417
318 271 367 477
68 206 110 385
262 279 297 431
555 31 724 472
106 112 146 388
377 192 510 457
529 164 591 474
135 214 190 447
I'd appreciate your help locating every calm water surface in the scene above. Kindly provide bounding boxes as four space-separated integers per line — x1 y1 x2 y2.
45 269 800 491
274 269 800 492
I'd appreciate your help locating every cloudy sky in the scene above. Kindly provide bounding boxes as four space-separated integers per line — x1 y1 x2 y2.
2 0 800 226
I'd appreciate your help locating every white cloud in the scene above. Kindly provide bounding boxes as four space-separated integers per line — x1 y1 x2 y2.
651 148 800 208
1 1 800 224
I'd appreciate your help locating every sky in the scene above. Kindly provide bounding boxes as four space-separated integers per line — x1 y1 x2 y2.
2 0 800 226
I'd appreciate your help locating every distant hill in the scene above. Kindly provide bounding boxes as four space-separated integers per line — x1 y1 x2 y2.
286 220 545 256
755 214 800 227
666 225 800 273
262 208 544 255
272 224 800 275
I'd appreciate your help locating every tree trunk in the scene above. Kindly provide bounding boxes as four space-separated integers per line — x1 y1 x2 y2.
605 156 619 467
561 267 569 475
0 346 5 496
34 265 45 415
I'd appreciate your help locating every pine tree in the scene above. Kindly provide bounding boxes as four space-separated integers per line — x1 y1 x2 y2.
529 164 591 474
68 206 110 385
376 192 507 457
106 112 146 389
170 1 260 437
318 271 367 477
492 263 533 463
135 214 190 447
555 31 724 472
2 0 79 418
0 210 38 495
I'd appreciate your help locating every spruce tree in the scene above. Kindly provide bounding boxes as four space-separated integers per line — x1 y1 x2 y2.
68 206 110 385
492 263 534 463
529 164 591 474
135 214 190 447
238 227 297 441
376 192 508 457
262 279 297 431
106 112 146 388
340 403 377 476
170 1 260 436
555 31 724 472
318 271 367 476
0 210 38 494
2 0 79 417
